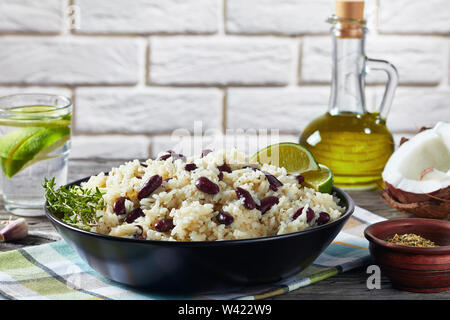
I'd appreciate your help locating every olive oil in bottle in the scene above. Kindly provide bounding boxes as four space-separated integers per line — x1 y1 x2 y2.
299 0 398 189
300 112 394 189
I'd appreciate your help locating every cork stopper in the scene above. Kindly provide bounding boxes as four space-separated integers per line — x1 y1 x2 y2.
335 0 365 38
335 0 364 20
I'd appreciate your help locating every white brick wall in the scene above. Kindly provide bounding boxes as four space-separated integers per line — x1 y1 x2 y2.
227 87 330 132
75 0 219 34
150 37 295 85
71 135 150 159
75 87 223 134
227 0 332 35
0 0 447 159
0 0 64 33
379 0 450 34
380 87 450 132
0 37 143 85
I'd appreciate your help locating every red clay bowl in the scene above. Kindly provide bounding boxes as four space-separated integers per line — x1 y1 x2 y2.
364 218 450 293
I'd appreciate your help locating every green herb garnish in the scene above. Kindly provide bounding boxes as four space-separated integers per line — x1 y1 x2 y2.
44 177 105 229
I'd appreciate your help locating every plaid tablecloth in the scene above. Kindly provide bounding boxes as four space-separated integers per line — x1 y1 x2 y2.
0 206 385 300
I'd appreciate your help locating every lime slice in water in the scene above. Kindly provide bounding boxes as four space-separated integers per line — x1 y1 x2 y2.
0 126 70 178
9 105 59 113
302 164 334 194
0 109 71 128
251 142 319 174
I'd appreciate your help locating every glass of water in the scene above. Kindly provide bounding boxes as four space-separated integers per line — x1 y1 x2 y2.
0 94 72 216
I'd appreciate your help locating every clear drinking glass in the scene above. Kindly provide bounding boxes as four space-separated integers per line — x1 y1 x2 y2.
0 94 72 216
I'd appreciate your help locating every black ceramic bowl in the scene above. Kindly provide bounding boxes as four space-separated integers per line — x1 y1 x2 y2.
45 177 355 293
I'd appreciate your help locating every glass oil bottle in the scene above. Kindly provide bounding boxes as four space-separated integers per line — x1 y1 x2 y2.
299 0 398 189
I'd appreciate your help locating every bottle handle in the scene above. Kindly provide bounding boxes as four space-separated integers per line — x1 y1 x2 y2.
365 58 399 119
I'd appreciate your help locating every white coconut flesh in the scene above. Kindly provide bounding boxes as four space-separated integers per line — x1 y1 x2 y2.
382 122 450 194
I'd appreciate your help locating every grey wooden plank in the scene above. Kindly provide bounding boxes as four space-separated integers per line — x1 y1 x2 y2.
271 267 450 300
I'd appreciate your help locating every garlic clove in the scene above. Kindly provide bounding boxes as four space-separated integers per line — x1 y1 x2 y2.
0 218 28 242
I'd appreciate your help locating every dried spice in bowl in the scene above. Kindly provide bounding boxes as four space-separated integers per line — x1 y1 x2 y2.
386 233 438 247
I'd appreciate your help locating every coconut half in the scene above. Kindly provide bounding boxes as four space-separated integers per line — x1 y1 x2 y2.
382 122 450 219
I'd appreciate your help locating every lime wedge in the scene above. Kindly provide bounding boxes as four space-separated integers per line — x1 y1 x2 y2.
251 142 319 174
0 126 70 178
0 109 71 128
0 118 71 128
302 164 334 194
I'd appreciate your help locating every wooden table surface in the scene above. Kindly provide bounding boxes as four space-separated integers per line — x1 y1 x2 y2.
1 159 449 300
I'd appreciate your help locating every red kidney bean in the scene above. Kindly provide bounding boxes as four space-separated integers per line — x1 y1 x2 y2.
258 196 279 214
296 175 305 184
292 208 302 220
306 208 315 222
113 197 129 215
158 150 186 161
316 212 330 225
133 225 145 240
138 175 162 200
158 150 174 161
184 163 197 171
217 163 232 173
158 153 171 161
124 208 144 223
196 177 219 194
292 207 315 222
163 177 172 182
235 187 256 210
218 171 224 181
217 210 234 226
140 162 148 168
263 171 283 191
154 218 174 232
201 149 213 158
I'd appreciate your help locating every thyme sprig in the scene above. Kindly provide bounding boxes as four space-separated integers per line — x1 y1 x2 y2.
44 177 105 229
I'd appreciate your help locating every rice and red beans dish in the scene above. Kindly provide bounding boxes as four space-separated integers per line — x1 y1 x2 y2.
80 149 344 241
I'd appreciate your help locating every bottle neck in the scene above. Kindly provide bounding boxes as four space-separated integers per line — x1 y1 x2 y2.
328 25 367 115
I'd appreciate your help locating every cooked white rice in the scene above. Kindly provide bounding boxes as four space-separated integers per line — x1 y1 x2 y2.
82 149 345 241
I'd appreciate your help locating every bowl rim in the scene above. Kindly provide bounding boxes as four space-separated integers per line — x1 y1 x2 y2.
364 218 450 255
45 177 355 247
